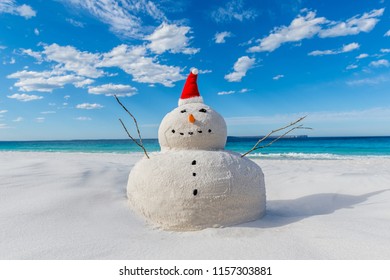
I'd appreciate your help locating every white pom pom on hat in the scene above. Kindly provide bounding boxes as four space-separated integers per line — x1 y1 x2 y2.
190 68 198 75
178 68 204 106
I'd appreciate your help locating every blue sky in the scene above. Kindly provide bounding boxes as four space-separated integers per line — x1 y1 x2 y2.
1 0 390 140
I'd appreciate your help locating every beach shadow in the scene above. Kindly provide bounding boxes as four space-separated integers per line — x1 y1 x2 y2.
239 189 390 228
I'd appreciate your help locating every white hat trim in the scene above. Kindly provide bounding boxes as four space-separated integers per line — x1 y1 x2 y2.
178 96 204 106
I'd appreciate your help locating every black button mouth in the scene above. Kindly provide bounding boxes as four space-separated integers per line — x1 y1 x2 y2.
171 129 212 136
193 189 198 196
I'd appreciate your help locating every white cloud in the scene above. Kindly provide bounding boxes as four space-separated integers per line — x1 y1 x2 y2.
15 4 36 18
369 59 389 68
211 0 257 23
75 117 92 121
319 9 385 38
0 123 8 129
0 110 7 118
225 107 390 127
224 56 255 82
214 31 233 44
74 78 94 88
13 117 23 122
76 103 103 109
35 117 45 123
198 69 212 74
385 30 390 37
63 0 141 38
309 42 360 56
66 18 85 28
346 64 358 70
12 43 186 89
21 48 43 63
0 0 36 19
217 90 235 95
40 111 56 114
8 70 48 79
7 70 89 92
2 56 16 65
60 0 165 39
34 28 39 36
7 93 44 102
248 10 326 52
217 88 249 95
342 42 360 52
380 49 390 53
42 44 103 78
88 83 137 97
249 9 384 53
145 22 199 55
356 53 369 59
273 74 284 80
14 44 101 91
347 74 389 86
308 107 390 122
99 44 184 87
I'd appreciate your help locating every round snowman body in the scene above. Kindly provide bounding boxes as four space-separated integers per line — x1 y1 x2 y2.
127 100 266 230
128 150 265 230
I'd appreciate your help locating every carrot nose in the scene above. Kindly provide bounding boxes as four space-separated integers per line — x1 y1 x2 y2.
189 114 196 123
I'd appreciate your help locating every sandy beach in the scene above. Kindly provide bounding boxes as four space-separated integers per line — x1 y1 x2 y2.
1 151 389 260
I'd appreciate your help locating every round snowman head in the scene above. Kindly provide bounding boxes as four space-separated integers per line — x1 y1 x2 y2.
158 69 227 151
158 102 227 151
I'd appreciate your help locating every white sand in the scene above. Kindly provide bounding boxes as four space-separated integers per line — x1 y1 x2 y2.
1 152 389 260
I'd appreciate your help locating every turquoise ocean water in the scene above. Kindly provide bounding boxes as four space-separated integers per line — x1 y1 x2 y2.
1 136 390 159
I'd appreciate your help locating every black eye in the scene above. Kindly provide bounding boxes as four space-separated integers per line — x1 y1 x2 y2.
180 109 187 113
199 108 207 113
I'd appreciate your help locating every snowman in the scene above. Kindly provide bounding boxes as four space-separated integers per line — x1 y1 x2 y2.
127 68 266 231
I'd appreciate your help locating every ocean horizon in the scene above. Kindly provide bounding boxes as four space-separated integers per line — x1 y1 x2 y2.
1 136 390 160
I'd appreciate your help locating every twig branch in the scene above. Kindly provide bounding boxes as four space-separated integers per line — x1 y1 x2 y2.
118 118 150 158
115 95 150 159
241 116 312 158
114 95 145 148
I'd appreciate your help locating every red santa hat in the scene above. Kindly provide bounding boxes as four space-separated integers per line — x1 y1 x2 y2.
178 68 204 106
